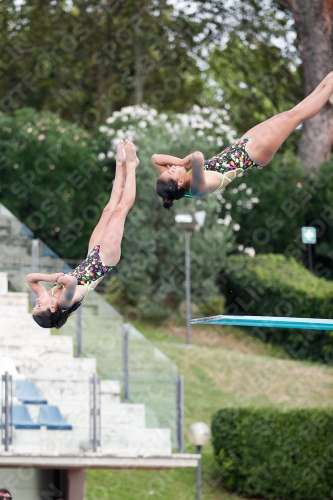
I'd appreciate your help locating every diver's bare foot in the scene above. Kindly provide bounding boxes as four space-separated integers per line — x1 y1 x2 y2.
125 140 139 170
116 140 126 164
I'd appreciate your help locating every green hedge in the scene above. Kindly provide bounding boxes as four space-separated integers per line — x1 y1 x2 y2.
212 407 333 500
222 254 333 363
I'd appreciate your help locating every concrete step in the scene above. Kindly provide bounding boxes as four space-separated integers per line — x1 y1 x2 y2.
25 402 146 431
32 380 121 406
100 403 145 428
101 428 172 456
0 335 73 358
101 379 121 401
0 315 50 335
0 304 29 318
13 388 144 427
0 292 29 313
11 428 86 455
13 357 96 380
11 427 172 457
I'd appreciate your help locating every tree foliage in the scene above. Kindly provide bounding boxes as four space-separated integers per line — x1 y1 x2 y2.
0 0 217 125
0 107 112 254
208 35 302 147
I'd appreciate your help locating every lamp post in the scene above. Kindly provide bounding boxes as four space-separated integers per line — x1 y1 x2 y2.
188 422 211 500
175 210 206 344
301 226 316 272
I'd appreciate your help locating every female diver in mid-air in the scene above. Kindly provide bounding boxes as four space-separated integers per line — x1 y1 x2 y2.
27 140 139 329
153 73 333 210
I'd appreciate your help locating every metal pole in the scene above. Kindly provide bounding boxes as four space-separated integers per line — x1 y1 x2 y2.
196 444 202 500
31 239 39 305
31 239 39 272
176 374 184 452
308 243 313 272
123 323 129 403
4 372 9 452
76 305 82 358
90 373 100 452
185 230 192 344
2 372 12 452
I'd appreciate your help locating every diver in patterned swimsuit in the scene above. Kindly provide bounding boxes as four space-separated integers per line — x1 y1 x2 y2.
26 140 140 329
153 72 333 210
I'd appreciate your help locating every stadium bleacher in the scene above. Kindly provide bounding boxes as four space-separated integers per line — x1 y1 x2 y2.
0 272 172 456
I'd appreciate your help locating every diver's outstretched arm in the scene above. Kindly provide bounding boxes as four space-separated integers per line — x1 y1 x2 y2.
151 154 186 174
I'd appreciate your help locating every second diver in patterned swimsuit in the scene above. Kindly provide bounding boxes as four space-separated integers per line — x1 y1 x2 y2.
153 72 333 210
26 140 140 329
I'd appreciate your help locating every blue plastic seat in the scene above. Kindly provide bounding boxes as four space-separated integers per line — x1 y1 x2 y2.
14 380 47 405
38 406 72 430
12 405 41 429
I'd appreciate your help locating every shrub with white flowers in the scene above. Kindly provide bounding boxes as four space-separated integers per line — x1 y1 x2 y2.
99 104 235 159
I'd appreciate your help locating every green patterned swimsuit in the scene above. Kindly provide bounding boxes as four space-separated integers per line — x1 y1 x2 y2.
67 244 113 297
185 137 262 198
52 244 113 305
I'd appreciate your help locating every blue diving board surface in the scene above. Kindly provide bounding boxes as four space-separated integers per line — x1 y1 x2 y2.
191 315 333 330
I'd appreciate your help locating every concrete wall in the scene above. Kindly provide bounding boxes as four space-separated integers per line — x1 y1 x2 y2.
0 468 65 500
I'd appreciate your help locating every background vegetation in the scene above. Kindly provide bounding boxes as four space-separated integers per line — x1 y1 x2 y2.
212 406 333 500
2 1 333 498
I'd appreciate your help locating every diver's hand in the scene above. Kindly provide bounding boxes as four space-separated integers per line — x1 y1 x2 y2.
182 155 193 169
49 273 65 284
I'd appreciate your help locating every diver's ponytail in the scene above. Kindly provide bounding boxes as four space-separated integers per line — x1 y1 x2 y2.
156 178 186 210
162 199 173 210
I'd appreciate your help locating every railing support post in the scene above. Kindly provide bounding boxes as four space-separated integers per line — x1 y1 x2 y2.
76 305 82 358
31 239 39 305
123 323 129 403
1 371 12 451
184 230 192 344
176 374 184 452
90 373 101 452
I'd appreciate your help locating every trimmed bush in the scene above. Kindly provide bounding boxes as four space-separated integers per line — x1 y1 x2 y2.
197 295 226 318
212 407 333 500
222 254 333 363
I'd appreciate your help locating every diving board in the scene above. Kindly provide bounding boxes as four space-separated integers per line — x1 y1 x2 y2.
190 315 333 330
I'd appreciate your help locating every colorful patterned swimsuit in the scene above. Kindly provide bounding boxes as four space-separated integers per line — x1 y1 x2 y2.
185 137 262 198
66 244 113 298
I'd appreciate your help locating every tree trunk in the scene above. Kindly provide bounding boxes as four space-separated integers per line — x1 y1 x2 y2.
286 0 333 171
134 54 145 105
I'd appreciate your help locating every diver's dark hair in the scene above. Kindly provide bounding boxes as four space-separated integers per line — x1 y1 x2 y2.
156 177 186 211
32 301 83 329
0 489 11 495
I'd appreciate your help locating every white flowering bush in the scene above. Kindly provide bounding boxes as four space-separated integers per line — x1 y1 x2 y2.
99 104 235 159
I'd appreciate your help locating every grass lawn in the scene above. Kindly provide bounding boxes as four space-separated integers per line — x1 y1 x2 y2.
86 317 333 500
